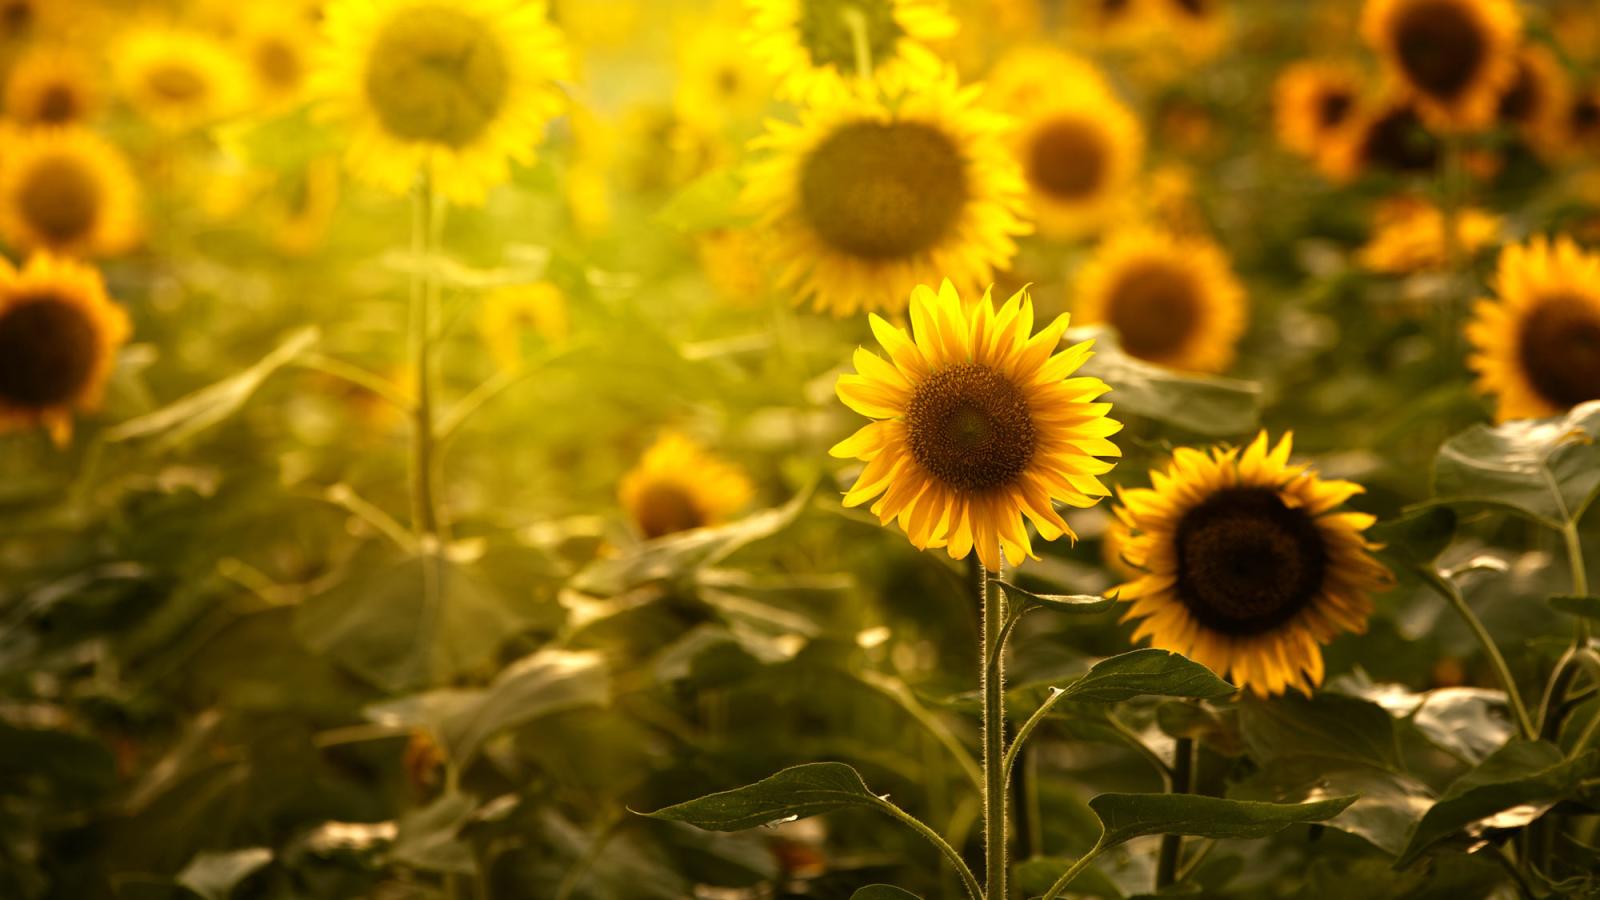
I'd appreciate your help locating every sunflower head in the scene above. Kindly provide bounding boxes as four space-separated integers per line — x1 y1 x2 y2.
744 73 1029 317
1072 227 1246 374
1318 96 1440 181
237 11 314 109
1360 0 1522 131
114 26 248 132
1493 45 1574 158
0 254 129 445
4 48 99 128
1357 195 1502 274
477 281 568 371
743 0 956 104
0 126 140 258
313 0 570 204
1273 61 1363 158
831 280 1122 571
1466 235 1600 422
619 433 755 540
1113 432 1391 697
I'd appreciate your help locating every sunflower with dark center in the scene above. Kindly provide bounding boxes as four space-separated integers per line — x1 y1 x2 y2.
1572 87 1600 152
744 0 954 103
1272 61 1363 158
1072 227 1246 374
313 0 570 204
744 72 1029 316
619 433 754 541
1494 46 1572 158
0 254 130 446
1467 235 1600 422
1361 0 1520 130
831 280 1121 572
237 12 315 109
1113 432 1391 697
1318 97 1439 181
0 127 140 258
3 50 99 127
114 26 247 131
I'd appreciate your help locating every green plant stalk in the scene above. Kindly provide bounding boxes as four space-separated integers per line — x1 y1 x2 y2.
1041 837 1106 900
1420 568 1537 740
410 168 442 541
842 6 873 82
1155 736 1195 889
871 794 983 900
977 558 1008 900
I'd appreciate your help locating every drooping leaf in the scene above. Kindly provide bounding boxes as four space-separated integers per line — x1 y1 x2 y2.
1231 758 1433 856
641 762 882 831
1549 595 1600 622
388 791 477 875
1239 693 1402 771
1395 740 1600 868
1369 506 1457 569
996 580 1116 615
850 887 923 900
1057 649 1236 704
1070 326 1261 436
1089 792 1357 849
1429 401 1600 528
175 848 273 900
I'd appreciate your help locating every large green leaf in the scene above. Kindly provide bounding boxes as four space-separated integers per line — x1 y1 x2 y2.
1395 740 1600 868
389 792 477 875
1070 326 1261 436
1089 792 1357 849
1239 693 1402 771
1429 402 1600 528
1231 758 1432 856
642 762 880 831
1369 506 1457 569
1057 649 1236 704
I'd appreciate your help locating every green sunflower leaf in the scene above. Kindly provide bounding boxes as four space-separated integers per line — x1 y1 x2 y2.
641 762 881 831
1068 326 1261 436
1428 401 1600 528
995 580 1116 614
1549 595 1600 622
1089 792 1357 849
1057 648 1237 703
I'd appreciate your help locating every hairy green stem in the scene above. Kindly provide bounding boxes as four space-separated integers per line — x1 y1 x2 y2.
841 6 873 82
977 558 1008 900
1040 837 1105 900
872 795 984 900
1156 737 1195 890
409 169 442 541
1420 568 1537 740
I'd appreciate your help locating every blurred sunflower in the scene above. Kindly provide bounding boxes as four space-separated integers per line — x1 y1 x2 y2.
1151 0 1230 61
268 159 342 256
313 0 570 204
1571 86 1600 153
4 48 99 128
673 21 773 127
696 227 770 305
477 281 568 371
744 74 1028 317
0 254 129 445
1113 432 1391 697
1073 227 1246 374
1495 45 1572 158
1466 235 1600 421
989 49 1142 240
1361 0 1521 131
1318 96 1439 181
236 11 314 110
620 433 754 540
114 26 248 132
1357 196 1501 274
743 0 955 104
830 280 1121 572
1273 61 1363 158
0 127 140 258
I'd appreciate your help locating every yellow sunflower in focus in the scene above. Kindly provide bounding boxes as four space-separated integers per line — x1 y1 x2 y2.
1360 0 1521 131
1357 196 1501 274
620 433 755 540
0 127 140 258
314 0 570 205
1273 61 1363 158
114 26 248 132
831 280 1122 572
4 49 99 128
745 74 1029 317
0 254 130 445
1317 96 1440 181
1466 236 1600 422
1113 432 1391 697
1073 227 1246 374
477 281 568 372
989 49 1142 240
1494 45 1572 158
744 0 955 104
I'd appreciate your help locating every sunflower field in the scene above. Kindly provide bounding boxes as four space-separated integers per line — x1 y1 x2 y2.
6 0 1600 897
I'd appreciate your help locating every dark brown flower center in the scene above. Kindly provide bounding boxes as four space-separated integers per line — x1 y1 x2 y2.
1517 294 1600 410
255 38 302 91
1175 487 1327 635
0 294 98 409
1360 104 1439 173
146 62 206 103
19 155 100 246
634 482 706 539
1105 259 1200 361
800 120 967 260
364 5 509 148
1170 0 1210 19
1027 117 1109 202
906 362 1036 492
1393 0 1486 101
797 0 902 72
34 83 81 125
1317 89 1354 130
1497 59 1538 123
1570 95 1599 138
0 0 32 39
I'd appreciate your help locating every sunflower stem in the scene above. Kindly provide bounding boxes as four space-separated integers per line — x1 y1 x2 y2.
1155 736 1195 890
975 555 1008 900
409 167 443 542
1421 567 1537 740
1040 837 1105 900
841 6 873 83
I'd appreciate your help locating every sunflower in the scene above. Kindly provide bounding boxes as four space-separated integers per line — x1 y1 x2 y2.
674 20 773 127
830 280 1122 572
236 11 314 110
4 48 100 128
1571 86 1600 154
1317 96 1440 181
1466 235 1600 422
1072 227 1246 374
744 73 1028 317
1356 196 1501 274
0 127 140 258
1273 61 1363 158
1112 432 1391 697
1360 0 1521 131
477 281 568 371
114 26 248 132
0 254 129 445
268 158 342 256
1151 0 1231 61
989 48 1142 240
696 227 770 306
619 433 755 540
743 0 955 104
1494 45 1573 157
313 0 570 205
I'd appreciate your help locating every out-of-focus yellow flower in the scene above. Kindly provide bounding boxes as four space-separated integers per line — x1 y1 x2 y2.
0 126 140 258
0 253 129 446
114 26 249 132
673 21 773 128
696 227 770 306
312 0 570 205
1494 44 1572 159
235 10 314 111
1356 196 1501 274
743 0 956 105
1361 0 1521 132
478 281 568 371
1317 96 1440 182
1273 61 1364 158
3 48 100 128
619 432 754 540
